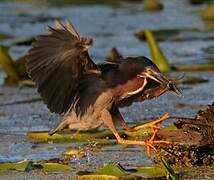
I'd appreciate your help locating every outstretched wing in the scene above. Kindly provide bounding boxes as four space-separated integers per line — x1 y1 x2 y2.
27 19 100 114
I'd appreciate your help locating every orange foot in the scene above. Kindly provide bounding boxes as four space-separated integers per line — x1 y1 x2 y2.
116 130 171 157
145 127 171 157
124 113 171 157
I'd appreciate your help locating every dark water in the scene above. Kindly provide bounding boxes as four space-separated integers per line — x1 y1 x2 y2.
0 0 213 177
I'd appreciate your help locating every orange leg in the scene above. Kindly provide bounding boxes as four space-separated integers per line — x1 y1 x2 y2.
125 113 170 132
112 109 169 133
126 113 171 156
101 109 170 157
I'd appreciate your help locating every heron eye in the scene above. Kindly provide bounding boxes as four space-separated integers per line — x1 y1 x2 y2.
146 67 151 71
168 83 174 90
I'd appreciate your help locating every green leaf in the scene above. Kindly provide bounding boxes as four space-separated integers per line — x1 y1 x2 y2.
0 45 19 84
24 161 43 172
136 166 166 178
77 163 141 180
0 160 71 174
173 64 214 71
27 128 151 143
144 30 171 73
160 157 179 180
95 163 127 176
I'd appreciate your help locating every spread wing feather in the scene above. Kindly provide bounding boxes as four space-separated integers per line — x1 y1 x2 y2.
27 19 99 114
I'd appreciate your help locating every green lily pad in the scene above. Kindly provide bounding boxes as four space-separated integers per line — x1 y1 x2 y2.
136 166 166 178
27 124 177 145
77 163 179 179
0 45 30 85
172 64 214 71
135 29 179 41
13 56 28 78
27 130 116 143
77 163 141 180
0 160 71 174
143 0 164 11
0 45 19 84
24 161 43 172
200 5 214 21
27 127 152 144
40 162 71 172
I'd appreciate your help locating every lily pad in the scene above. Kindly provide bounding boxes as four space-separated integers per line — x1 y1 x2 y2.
0 160 71 174
77 163 178 179
172 64 214 71
135 28 214 42
13 56 28 78
27 123 177 145
200 5 214 21
135 29 179 41
27 127 153 144
143 0 163 11
0 45 19 84
0 45 30 85
77 163 141 179
24 161 43 172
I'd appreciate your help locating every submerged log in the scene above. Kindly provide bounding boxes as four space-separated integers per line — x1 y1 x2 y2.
157 103 214 166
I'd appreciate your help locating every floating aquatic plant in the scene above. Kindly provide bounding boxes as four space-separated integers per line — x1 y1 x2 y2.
0 45 31 85
144 30 171 73
0 160 71 174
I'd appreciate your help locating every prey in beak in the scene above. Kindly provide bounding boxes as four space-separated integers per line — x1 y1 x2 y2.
138 67 182 97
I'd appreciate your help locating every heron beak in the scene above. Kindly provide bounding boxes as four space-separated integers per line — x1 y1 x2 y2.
138 69 169 85
138 69 182 97
168 83 182 97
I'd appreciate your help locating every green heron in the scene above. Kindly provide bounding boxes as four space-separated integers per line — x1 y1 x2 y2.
27 20 182 156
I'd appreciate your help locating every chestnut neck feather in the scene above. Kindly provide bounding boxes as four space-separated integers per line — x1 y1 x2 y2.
107 63 145 97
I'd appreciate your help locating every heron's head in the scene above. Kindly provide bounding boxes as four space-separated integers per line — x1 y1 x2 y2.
119 56 182 97
135 57 182 96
